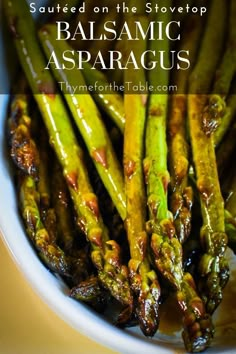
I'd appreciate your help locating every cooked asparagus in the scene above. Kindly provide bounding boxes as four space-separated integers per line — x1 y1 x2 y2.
52 158 79 254
213 0 236 97
168 9 204 243
7 86 70 274
145 1 213 351
3 0 236 352
211 0 236 146
38 24 126 221
188 0 229 315
18 173 71 275
124 1 161 337
8 83 39 179
3 0 132 307
79 62 125 133
36 125 58 243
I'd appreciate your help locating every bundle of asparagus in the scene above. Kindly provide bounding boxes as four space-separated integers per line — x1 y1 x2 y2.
3 0 236 352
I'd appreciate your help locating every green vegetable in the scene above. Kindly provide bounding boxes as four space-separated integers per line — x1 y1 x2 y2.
124 1 160 337
3 0 132 307
188 0 229 315
38 24 126 221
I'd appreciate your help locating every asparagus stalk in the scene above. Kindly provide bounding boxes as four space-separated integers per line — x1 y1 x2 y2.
195 0 236 146
52 157 98 286
214 94 236 147
37 129 51 211
70 276 104 303
3 0 132 307
124 2 160 337
168 10 203 243
27 112 91 283
188 0 229 314
52 157 79 254
190 172 236 258
35 124 59 244
8 86 70 274
46 0 126 133
38 24 126 221
70 274 111 313
213 0 236 97
8 83 39 179
145 0 171 233
18 173 71 275
9 82 92 281
80 62 125 133
145 1 213 351
52 156 92 276
51 152 105 288
208 0 236 146
189 0 227 95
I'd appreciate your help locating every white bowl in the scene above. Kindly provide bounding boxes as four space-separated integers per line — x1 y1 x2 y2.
0 2 236 353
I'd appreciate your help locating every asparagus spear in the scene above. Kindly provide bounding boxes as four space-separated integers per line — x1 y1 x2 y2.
38 24 126 221
213 0 236 97
51 156 96 283
124 2 160 337
188 0 229 314
145 2 213 351
195 0 236 146
35 124 59 244
214 94 236 147
79 62 125 133
18 173 71 275
51 157 102 287
37 130 51 211
145 0 171 236
190 171 236 259
44 0 126 135
7 86 70 274
70 275 110 312
3 0 132 307
8 83 39 179
208 0 236 146
51 157 79 254
168 10 204 243
29 112 92 283
9 83 93 282
70 276 104 303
